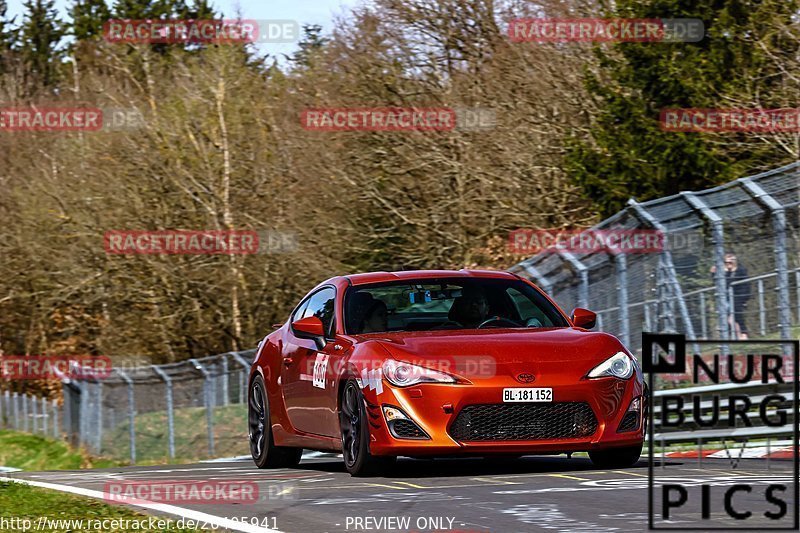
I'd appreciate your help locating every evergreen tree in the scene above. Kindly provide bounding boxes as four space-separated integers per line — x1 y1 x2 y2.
0 0 14 74
291 24 328 66
18 0 65 88
565 0 800 217
112 0 193 20
178 0 216 19
71 0 111 41
0 0 14 49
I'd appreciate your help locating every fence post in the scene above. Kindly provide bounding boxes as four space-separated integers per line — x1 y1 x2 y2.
23 394 29 432
116 368 137 464
613 252 630 348
32 394 39 433
699 292 708 338
558 250 589 309
52 399 59 439
796 271 800 328
12 392 19 430
152 366 175 459
0 389 4 429
230 352 251 405
741 178 792 343
728 285 736 339
628 199 699 351
519 261 553 293
679 193 729 342
41 396 47 436
757 279 766 336
92 381 104 453
189 359 214 458
221 356 229 406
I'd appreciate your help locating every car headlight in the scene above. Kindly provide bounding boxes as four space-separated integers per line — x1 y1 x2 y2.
382 359 457 387
587 351 634 379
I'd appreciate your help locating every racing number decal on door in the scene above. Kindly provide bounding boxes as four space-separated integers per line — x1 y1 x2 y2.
312 353 329 389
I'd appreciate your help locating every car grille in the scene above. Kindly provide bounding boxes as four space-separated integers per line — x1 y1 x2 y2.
449 402 598 441
617 411 640 433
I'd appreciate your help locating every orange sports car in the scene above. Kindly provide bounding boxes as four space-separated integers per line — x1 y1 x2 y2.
248 270 645 476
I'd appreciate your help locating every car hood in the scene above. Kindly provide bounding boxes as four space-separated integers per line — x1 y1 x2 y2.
355 327 627 382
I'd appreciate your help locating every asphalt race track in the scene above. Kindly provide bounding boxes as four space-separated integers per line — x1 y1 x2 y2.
7 453 797 533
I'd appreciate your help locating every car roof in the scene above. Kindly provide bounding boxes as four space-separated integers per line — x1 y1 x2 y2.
343 269 517 286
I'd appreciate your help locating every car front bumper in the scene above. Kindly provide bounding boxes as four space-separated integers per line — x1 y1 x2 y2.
365 375 645 456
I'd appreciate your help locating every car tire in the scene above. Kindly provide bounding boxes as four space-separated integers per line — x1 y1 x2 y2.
249 374 303 469
588 443 643 469
340 379 396 477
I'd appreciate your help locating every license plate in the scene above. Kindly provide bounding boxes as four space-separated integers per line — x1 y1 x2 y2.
503 388 553 403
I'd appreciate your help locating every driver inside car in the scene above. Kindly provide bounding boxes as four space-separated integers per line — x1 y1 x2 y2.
448 286 491 328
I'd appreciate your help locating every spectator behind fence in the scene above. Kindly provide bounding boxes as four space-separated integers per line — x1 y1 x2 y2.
710 252 751 339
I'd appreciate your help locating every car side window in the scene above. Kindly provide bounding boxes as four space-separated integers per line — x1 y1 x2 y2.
302 287 336 338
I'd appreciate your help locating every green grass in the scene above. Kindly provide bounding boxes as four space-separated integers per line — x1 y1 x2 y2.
0 430 121 471
0 481 199 532
104 404 250 463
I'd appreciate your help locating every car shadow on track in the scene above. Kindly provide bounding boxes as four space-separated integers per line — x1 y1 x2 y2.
293 455 650 478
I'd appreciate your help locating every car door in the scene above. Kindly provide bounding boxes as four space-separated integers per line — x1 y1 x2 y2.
280 286 339 436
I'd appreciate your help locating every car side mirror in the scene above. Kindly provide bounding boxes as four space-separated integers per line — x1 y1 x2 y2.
571 308 596 329
292 316 326 350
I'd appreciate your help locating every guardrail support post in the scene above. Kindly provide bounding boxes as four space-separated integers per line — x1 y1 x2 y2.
741 178 792 342
116 368 137 464
152 366 175 459
190 359 215 458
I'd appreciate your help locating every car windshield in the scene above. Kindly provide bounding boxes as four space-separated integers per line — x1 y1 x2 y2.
344 277 568 334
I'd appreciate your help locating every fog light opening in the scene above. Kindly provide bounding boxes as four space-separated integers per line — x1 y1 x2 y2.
381 405 430 440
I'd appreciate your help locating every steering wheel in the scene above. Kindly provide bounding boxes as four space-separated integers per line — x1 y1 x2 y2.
477 316 521 329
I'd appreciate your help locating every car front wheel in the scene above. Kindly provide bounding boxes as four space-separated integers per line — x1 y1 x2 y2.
249 374 302 469
339 379 395 477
